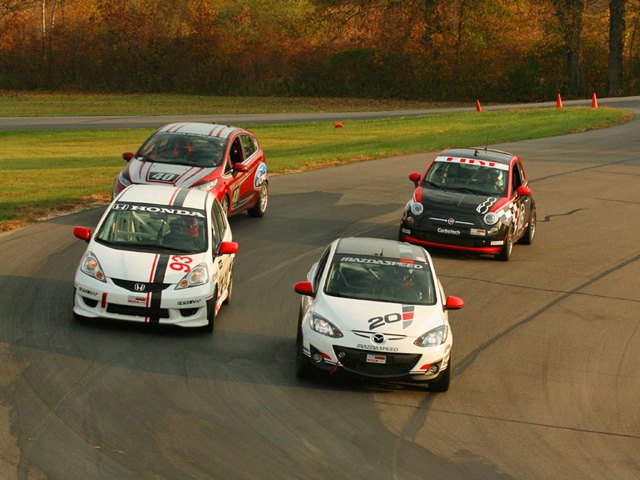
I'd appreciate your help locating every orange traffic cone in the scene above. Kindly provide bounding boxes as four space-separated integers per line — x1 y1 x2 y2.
591 92 598 109
556 93 563 108
334 121 343 128
476 100 483 112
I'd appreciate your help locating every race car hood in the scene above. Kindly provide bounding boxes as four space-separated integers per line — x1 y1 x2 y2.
126 159 219 188
315 294 445 338
91 242 207 284
420 187 505 214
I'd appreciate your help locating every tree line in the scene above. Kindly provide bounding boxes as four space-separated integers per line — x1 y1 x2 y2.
0 0 637 101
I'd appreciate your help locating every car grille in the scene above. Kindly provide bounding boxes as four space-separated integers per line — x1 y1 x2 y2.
111 278 172 293
106 303 169 318
333 346 420 378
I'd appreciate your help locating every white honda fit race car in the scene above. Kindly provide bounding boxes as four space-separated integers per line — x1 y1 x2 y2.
72 184 237 332
293 237 463 391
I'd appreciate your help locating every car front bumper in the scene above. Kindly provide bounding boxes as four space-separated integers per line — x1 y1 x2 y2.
400 223 507 254
73 272 213 328
301 329 452 381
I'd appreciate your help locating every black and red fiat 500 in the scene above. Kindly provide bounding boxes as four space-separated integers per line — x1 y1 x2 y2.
399 148 536 261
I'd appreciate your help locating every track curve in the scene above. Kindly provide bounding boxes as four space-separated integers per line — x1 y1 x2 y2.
1 102 639 479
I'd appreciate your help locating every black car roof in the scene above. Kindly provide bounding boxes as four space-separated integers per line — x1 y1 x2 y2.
439 148 516 166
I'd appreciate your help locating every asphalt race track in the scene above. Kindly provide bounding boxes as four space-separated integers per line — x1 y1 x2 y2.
1 101 639 479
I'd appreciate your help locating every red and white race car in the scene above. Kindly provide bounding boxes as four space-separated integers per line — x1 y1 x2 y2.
113 122 268 218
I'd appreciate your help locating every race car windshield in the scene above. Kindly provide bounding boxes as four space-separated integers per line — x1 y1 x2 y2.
425 162 507 196
95 203 208 253
136 132 226 168
324 254 436 305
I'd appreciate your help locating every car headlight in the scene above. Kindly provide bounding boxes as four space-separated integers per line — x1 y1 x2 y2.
193 180 218 191
117 171 131 187
80 252 106 282
410 201 424 216
176 263 210 289
484 212 499 225
414 325 448 347
309 313 343 338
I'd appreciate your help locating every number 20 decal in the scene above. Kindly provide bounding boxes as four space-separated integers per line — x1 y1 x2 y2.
368 313 402 330
169 255 192 272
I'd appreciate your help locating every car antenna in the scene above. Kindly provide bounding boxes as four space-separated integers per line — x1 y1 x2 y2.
484 134 490 152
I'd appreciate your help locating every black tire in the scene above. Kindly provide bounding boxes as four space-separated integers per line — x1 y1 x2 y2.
204 292 217 333
518 207 536 245
248 183 268 217
496 228 513 261
429 359 451 392
220 196 230 217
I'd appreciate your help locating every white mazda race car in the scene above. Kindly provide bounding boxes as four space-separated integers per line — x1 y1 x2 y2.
72 184 237 332
293 237 463 391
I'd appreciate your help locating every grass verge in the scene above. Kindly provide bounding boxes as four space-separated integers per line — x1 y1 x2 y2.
0 91 460 116
0 107 632 232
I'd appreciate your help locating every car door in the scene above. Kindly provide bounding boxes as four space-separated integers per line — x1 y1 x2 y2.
236 133 264 206
222 133 254 213
510 159 533 240
210 199 234 297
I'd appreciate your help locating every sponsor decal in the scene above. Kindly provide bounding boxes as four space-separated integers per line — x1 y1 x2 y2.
112 203 205 218
401 228 411 234
436 156 510 171
128 296 147 305
340 256 424 269
490 240 504 246
470 228 486 236
78 286 99 297
177 299 202 306
366 354 387 364
476 197 498 214
356 344 399 352
437 227 461 235
254 162 268 188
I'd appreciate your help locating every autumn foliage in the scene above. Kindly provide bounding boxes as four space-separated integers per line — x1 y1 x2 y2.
0 0 638 101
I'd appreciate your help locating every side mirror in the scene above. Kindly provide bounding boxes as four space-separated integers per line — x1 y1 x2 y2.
294 281 314 296
408 172 421 186
233 163 248 173
122 152 134 162
516 185 532 196
218 241 239 255
444 296 464 310
73 226 91 242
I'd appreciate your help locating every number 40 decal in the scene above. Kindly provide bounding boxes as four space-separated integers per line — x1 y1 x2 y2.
169 255 192 272
150 172 178 182
368 313 402 330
